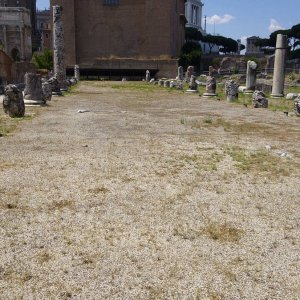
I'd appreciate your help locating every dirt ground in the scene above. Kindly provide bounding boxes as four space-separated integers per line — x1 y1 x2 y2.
1 81 300 300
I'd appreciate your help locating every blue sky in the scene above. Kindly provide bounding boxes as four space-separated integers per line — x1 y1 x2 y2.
203 0 300 45
37 0 300 45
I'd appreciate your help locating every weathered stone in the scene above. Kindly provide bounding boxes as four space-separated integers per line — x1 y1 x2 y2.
177 81 183 90
209 66 218 77
164 80 170 88
189 75 197 91
294 96 300 116
53 5 67 90
238 86 246 93
252 90 268 108
158 79 164 87
170 80 176 88
145 70 150 82
48 77 62 95
245 60 257 93
3 84 25 117
23 73 44 104
178 66 184 81
42 82 52 102
203 76 217 96
286 93 298 100
225 80 239 101
271 34 288 98
74 65 80 81
186 66 194 82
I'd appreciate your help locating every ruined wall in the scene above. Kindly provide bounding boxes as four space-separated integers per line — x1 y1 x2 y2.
0 49 12 82
50 0 185 69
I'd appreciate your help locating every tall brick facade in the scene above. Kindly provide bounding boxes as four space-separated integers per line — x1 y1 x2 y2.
50 0 186 77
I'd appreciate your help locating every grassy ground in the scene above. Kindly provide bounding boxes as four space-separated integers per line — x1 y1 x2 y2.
1 81 300 299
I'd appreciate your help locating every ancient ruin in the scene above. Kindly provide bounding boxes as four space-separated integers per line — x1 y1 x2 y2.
245 60 257 93
3 84 25 117
177 66 184 81
74 65 80 82
203 76 217 97
252 90 268 108
53 5 67 90
294 96 300 116
271 34 288 98
225 80 239 101
24 73 45 105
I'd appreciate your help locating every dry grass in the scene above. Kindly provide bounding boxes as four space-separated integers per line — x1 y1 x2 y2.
203 222 244 243
1 81 300 299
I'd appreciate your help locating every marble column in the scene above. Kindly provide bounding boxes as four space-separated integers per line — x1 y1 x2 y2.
245 60 257 93
53 5 67 90
24 73 45 105
271 34 288 98
178 66 184 81
74 65 80 81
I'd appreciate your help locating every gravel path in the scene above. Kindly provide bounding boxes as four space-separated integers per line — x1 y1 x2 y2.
1 81 300 299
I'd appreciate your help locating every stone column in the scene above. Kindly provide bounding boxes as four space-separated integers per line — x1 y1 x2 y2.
74 65 80 81
271 34 288 98
145 70 150 82
53 5 67 90
19 26 25 61
3 25 8 54
245 60 257 93
178 66 184 81
24 73 45 105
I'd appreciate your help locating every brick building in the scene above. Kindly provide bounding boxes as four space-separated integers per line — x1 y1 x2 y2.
50 0 186 77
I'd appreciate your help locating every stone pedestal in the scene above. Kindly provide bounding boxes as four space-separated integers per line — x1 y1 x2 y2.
48 77 62 95
225 80 239 101
74 65 80 82
203 76 217 97
245 60 257 93
53 5 67 91
24 73 45 105
3 84 25 117
188 75 197 91
271 34 288 98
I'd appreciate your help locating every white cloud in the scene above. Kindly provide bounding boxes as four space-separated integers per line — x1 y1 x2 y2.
206 14 234 25
268 19 285 32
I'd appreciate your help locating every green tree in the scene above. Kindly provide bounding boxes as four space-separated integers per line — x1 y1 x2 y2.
185 27 203 42
179 42 202 71
32 49 53 70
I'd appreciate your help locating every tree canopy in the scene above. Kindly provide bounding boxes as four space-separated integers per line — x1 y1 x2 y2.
255 23 300 58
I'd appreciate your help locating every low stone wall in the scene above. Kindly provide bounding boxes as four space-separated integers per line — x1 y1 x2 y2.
78 58 179 78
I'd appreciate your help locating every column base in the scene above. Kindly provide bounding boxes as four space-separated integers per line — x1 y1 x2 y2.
24 99 46 106
271 93 284 98
203 93 217 97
